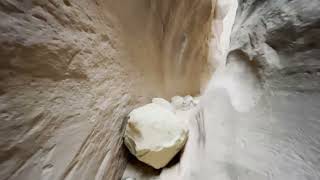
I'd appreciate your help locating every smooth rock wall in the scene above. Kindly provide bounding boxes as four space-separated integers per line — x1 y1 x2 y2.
105 0 213 97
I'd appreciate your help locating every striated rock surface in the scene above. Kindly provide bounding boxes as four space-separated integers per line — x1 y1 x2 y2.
199 0 320 180
0 0 212 180
124 102 188 169
6 0 319 179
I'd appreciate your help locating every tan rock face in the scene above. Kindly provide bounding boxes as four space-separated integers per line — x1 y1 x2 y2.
0 0 212 180
124 102 188 169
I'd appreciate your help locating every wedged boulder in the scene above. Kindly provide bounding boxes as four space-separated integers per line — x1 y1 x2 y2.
124 102 188 169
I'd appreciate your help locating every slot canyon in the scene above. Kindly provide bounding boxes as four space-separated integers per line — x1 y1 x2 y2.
0 0 320 180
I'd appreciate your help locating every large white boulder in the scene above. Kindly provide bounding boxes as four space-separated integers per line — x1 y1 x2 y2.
124 102 188 169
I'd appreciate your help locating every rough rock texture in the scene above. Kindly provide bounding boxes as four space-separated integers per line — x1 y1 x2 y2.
199 0 320 180
0 0 212 180
124 101 188 169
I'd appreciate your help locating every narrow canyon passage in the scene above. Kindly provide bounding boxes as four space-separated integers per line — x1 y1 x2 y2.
1 0 320 180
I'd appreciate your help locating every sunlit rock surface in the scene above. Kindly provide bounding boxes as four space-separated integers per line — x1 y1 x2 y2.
124 101 188 169
200 0 320 180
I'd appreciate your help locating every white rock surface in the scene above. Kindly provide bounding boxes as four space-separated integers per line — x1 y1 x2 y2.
171 95 198 111
124 103 188 169
171 96 185 109
152 98 174 112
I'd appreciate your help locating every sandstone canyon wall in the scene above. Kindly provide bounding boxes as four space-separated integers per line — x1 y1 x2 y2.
2 0 320 179
201 0 320 179
0 1 212 180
